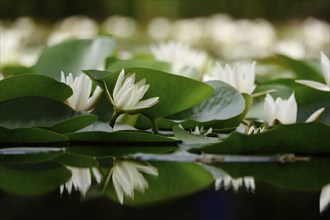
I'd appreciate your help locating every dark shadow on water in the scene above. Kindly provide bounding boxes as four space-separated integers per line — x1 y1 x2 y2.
0 180 329 220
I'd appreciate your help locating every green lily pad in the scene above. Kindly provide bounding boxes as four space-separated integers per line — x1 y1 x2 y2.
0 161 71 196
0 147 65 164
104 161 213 205
296 86 330 125
35 37 116 80
66 146 177 158
192 123 330 154
217 157 330 191
275 54 323 81
0 126 68 144
48 114 99 134
0 74 72 102
0 96 77 129
105 57 171 72
66 130 178 144
84 68 214 118
172 125 220 145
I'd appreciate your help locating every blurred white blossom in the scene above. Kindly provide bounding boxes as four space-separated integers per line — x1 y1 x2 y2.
148 17 172 40
204 61 256 94
102 16 136 38
151 41 208 75
47 16 98 45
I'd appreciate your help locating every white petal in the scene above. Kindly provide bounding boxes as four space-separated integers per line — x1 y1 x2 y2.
86 86 103 111
320 184 330 213
305 107 325 123
264 94 276 125
133 97 160 110
282 93 297 124
321 52 330 86
113 69 125 98
295 80 330 92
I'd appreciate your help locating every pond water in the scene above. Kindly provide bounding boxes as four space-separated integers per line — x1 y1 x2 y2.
0 146 329 220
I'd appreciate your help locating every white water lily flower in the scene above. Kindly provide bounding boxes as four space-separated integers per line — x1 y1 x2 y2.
60 167 102 197
264 93 297 126
215 175 255 193
105 69 159 114
61 72 102 111
192 126 213 136
111 160 158 204
296 52 330 92
320 183 330 213
245 125 267 135
206 61 256 94
150 41 208 74
264 93 325 126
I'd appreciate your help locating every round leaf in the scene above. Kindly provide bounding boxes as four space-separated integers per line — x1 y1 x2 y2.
35 37 116 80
0 74 72 102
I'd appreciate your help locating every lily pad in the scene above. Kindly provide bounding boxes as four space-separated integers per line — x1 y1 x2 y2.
0 96 77 129
0 74 72 102
66 130 178 144
84 68 214 118
47 114 99 134
192 123 330 154
35 37 116 80
52 153 98 167
0 126 68 144
296 86 330 125
105 57 171 72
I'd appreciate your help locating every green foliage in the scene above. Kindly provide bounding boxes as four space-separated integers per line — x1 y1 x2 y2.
35 37 116 80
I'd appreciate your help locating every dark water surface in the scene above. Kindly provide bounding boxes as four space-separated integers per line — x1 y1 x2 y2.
0 180 329 220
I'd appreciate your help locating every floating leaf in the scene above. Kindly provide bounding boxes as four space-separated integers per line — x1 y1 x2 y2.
84 68 214 118
35 37 116 80
66 130 178 144
275 54 323 81
296 86 330 125
52 153 98 167
0 126 68 144
48 114 98 134
0 74 72 102
0 96 77 129
105 57 171 72
193 123 330 154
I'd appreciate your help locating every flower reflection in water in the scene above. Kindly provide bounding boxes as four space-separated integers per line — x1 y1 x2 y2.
320 183 330 213
215 175 255 193
60 167 102 197
108 160 158 204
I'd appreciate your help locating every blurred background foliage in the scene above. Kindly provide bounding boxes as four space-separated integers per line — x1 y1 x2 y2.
1 0 330 22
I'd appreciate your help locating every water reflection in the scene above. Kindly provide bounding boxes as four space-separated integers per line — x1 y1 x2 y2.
0 146 329 218
108 160 158 204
